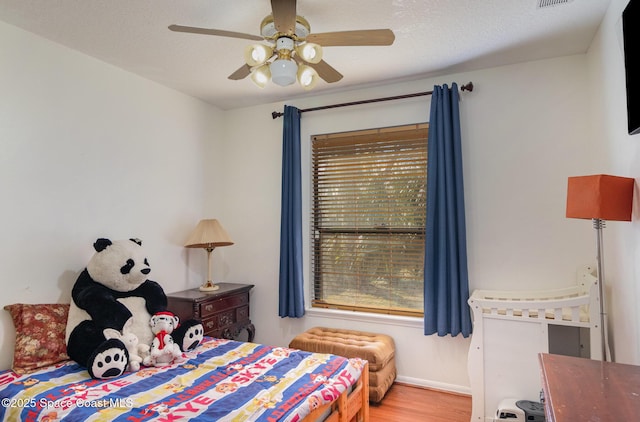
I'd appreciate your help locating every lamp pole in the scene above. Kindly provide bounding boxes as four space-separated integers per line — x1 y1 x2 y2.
593 218 608 361
199 246 219 292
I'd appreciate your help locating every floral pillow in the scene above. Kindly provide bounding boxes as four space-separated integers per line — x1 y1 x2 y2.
4 303 70 374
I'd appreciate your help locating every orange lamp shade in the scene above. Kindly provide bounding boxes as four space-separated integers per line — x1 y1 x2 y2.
566 174 635 221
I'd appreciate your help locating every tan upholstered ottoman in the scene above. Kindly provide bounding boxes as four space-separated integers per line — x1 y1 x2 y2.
288 326 396 402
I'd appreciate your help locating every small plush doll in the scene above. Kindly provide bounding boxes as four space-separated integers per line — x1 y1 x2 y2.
143 311 184 367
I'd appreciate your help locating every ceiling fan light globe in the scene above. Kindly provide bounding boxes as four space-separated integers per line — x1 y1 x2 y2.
297 65 319 90
296 43 323 64
245 44 273 67
250 64 271 88
270 59 298 86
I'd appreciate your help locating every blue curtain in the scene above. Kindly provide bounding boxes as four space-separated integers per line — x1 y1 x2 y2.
278 105 305 318
424 83 472 337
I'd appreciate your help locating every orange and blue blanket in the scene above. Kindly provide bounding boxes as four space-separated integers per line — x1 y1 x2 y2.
0 337 365 421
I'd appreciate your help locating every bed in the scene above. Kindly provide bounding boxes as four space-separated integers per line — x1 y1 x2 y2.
0 336 369 422
467 265 601 421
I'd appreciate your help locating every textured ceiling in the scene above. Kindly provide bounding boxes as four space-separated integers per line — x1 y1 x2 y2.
0 0 611 110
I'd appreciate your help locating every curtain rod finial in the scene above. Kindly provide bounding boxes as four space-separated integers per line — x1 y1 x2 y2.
461 82 473 92
272 111 284 119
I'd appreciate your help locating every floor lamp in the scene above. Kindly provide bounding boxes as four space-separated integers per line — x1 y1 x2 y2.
566 174 634 361
185 219 234 292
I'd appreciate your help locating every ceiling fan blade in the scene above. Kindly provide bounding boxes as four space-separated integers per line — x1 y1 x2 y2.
306 29 395 46
309 60 343 83
271 0 297 35
228 64 252 80
169 24 263 41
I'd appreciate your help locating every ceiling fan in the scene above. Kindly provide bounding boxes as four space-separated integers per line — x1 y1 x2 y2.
168 0 395 90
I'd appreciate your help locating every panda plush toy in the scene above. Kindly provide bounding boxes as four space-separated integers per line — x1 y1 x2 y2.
65 238 204 379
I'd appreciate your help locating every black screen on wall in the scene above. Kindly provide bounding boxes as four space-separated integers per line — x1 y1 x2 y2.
623 0 639 135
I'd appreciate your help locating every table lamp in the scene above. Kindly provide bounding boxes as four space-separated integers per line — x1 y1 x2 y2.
185 219 234 292
566 174 634 361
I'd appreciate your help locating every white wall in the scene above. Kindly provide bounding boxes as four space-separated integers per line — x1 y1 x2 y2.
588 0 640 365
0 21 223 370
214 54 600 391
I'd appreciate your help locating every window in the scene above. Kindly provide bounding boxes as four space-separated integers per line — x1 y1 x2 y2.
311 123 427 317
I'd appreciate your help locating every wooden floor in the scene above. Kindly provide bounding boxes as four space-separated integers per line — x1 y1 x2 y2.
369 383 471 422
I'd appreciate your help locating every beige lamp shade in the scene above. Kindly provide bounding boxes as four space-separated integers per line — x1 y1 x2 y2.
184 219 234 249
185 219 233 292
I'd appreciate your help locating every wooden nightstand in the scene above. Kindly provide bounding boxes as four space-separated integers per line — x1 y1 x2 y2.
167 283 255 342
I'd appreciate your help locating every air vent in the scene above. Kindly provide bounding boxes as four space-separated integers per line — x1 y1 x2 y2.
538 0 574 8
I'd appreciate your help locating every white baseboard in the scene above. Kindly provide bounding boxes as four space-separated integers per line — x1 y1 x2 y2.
395 375 471 396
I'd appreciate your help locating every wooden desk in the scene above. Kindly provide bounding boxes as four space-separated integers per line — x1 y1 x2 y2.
539 353 640 421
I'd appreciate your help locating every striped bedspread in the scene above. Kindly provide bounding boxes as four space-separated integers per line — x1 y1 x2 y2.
0 337 365 421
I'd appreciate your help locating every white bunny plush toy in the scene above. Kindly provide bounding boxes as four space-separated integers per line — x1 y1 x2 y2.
103 318 146 372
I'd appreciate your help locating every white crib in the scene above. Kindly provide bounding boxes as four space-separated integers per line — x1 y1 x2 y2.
467 266 601 422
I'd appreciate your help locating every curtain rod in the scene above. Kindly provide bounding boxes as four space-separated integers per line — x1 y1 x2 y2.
271 81 473 119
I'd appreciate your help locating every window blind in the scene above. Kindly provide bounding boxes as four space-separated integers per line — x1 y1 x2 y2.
311 123 427 316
